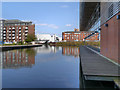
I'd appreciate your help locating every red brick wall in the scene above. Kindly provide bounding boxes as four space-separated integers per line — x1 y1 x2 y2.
3 24 35 42
119 16 120 61
100 12 120 63
28 24 35 35
62 31 99 41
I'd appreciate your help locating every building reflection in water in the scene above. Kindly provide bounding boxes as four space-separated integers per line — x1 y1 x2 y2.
35 45 61 54
62 46 79 58
2 46 79 69
2 48 36 69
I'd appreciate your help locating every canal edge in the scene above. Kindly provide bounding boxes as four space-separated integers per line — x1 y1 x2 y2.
79 46 86 89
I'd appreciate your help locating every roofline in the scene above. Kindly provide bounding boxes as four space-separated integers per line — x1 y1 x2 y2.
62 31 95 33
80 2 99 31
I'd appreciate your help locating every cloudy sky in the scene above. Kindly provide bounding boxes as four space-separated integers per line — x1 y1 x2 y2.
2 2 79 37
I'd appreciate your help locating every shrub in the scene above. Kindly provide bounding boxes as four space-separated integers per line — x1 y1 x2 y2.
55 41 100 47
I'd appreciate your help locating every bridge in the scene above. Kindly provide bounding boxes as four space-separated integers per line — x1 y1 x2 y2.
84 31 99 40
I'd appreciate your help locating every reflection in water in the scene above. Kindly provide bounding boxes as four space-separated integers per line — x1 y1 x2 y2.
2 46 79 69
62 46 79 58
2 46 79 88
34 45 61 54
2 45 61 69
2 48 36 69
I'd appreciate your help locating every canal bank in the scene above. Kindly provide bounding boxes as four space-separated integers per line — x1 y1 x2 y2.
0 44 42 51
79 45 120 89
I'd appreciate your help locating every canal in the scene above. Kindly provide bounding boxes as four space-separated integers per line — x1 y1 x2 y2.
2 45 80 88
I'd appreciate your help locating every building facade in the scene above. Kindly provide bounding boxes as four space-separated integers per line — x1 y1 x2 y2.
0 19 35 44
100 2 120 63
62 29 99 41
80 1 120 63
36 34 62 42
0 20 4 44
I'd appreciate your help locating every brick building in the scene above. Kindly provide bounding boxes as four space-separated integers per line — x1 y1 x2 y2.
62 28 99 41
100 2 120 63
1 19 35 44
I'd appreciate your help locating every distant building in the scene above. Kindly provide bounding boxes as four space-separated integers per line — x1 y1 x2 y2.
74 28 79 32
0 20 4 44
36 34 62 42
36 34 51 41
62 28 99 42
0 19 35 44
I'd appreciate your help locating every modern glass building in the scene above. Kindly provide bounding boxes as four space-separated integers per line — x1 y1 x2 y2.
80 1 120 63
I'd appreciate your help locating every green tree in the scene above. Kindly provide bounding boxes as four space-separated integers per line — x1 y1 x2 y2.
25 34 36 43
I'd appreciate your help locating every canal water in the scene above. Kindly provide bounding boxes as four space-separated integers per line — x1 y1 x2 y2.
2 45 80 88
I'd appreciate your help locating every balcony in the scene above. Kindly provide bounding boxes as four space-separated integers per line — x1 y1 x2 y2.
3 31 6 33
25 30 28 33
25 34 27 36
9 28 11 30
3 37 6 39
12 37 15 39
12 31 15 33
19 27 21 29
19 37 21 39
12 27 15 29
9 31 11 33
12 34 15 36
3 34 6 36
25 27 28 29
9 34 11 36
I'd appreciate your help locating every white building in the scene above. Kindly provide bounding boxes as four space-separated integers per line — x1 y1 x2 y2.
36 34 52 41
34 45 61 54
0 19 4 45
36 34 62 42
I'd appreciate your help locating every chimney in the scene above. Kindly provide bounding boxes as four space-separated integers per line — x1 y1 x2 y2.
74 28 79 32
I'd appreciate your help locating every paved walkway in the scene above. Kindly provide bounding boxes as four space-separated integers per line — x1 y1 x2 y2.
80 46 120 77
86 45 100 52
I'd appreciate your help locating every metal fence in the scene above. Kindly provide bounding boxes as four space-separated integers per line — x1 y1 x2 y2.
101 2 120 25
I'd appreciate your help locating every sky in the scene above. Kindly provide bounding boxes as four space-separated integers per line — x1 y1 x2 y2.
2 2 79 37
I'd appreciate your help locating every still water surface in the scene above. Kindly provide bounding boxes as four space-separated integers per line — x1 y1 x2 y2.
2 45 80 88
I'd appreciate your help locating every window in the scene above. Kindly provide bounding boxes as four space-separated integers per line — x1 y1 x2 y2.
108 4 113 18
118 1 120 11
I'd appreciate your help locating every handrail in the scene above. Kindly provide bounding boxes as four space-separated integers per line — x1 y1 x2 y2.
84 31 99 40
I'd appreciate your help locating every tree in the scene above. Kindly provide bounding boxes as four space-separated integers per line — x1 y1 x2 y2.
25 34 36 43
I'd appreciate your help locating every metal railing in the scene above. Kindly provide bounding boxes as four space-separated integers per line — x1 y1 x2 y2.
84 31 99 40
